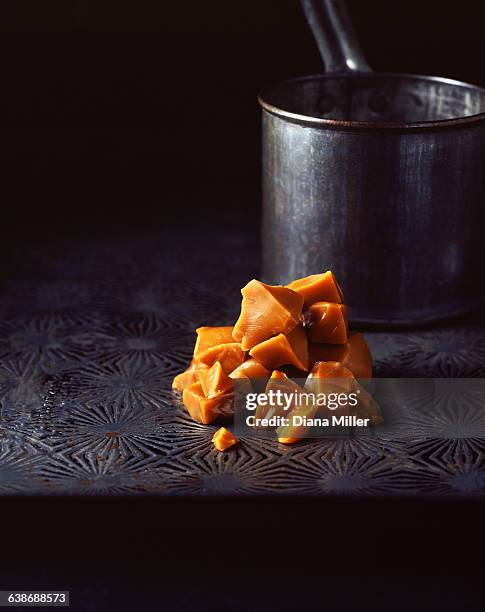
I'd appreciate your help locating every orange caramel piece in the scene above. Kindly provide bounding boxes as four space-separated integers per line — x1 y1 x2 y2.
249 324 309 372
182 382 234 425
286 325 310 370
172 359 210 392
308 333 372 379
256 370 303 419
232 279 303 350
197 343 245 374
307 361 354 387
198 361 234 398
305 302 348 344
266 369 301 391
306 362 359 425
194 326 235 359
287 271 343 308
265 372 317 444
277 401 319 444
229 358 271 380
212 427 239 451
308 361 382 425
306 362 355 406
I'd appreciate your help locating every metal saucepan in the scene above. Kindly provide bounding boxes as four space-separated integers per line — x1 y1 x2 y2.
259 0 485 326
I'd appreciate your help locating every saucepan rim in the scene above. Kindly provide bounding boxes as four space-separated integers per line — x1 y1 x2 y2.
258 72 485 131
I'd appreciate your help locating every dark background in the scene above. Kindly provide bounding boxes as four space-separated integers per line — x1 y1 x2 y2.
2 2 485 609
1 0 485 241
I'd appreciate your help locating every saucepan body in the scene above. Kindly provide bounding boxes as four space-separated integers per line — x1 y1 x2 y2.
259 72 485 326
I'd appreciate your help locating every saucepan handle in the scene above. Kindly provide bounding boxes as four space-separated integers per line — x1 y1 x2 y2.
301 0 372 73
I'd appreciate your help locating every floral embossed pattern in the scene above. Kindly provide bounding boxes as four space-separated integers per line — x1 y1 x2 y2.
1 229 485 496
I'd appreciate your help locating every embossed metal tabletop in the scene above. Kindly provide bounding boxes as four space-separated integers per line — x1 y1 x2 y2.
1 225 485 497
